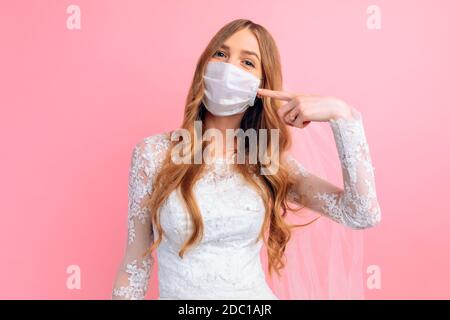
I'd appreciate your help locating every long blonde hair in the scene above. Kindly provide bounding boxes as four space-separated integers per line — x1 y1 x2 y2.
144 19 313 277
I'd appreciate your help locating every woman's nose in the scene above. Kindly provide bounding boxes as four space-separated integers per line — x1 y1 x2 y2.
225 57 241 70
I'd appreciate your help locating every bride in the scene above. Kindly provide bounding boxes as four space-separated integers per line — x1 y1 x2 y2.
111 19 381 300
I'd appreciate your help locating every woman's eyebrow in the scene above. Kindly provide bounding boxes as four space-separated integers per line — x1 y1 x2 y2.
220 44 260 61
241 49 260 61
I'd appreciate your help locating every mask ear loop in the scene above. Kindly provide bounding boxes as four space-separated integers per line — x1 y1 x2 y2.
257 77 264 92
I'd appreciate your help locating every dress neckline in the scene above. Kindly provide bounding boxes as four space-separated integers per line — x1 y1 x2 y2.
204 150 237 165
204 152 237 164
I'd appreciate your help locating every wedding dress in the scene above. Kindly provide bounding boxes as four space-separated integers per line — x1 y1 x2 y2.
111 107 381 300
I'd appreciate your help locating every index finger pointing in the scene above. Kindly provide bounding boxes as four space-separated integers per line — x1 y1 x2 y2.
257 88 296 101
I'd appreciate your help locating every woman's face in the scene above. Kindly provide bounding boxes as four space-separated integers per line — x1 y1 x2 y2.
209 28 263 80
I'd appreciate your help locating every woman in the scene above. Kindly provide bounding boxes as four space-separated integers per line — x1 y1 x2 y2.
111 19 381 300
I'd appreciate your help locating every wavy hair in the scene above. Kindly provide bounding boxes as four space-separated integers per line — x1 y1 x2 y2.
144 19 314 277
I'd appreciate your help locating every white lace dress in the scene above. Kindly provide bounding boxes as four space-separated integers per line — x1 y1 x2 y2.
111 107 381 300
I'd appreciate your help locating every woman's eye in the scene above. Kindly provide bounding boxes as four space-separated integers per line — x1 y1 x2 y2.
243 60 255 68
214 51 226 58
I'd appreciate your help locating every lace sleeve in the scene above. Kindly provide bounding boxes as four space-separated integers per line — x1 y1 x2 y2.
285 107 382 229
112 133 170 299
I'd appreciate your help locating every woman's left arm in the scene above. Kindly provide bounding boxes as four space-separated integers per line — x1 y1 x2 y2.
284 106 382 229
257 89 382 229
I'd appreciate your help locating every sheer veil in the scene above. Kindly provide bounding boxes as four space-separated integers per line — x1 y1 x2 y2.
262 120 365 299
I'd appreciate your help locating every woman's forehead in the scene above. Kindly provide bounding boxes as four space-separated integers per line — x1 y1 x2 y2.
222 29 260 55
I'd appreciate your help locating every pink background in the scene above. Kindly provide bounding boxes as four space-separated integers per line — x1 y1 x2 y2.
1 0 449 299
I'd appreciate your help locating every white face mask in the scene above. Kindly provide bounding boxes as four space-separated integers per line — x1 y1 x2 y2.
202 61 262 116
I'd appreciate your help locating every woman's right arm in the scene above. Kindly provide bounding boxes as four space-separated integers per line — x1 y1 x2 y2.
112 135 168 299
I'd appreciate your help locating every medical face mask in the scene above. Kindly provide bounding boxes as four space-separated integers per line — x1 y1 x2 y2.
202 61 262 116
